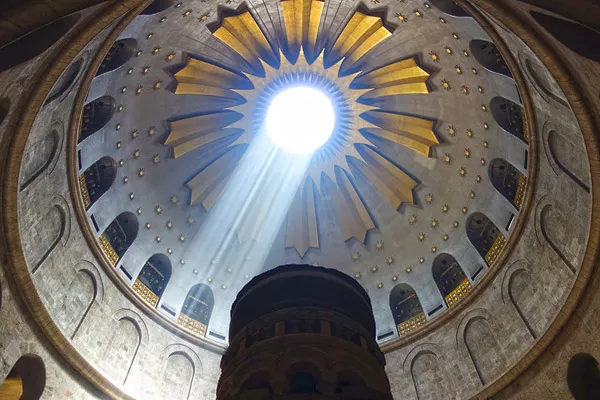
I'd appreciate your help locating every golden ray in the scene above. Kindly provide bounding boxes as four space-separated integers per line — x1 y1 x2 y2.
286 177 319 256
168 3 436 254
354 145 418 210
328 168 375 243
282 0 324 58
186 146 246 209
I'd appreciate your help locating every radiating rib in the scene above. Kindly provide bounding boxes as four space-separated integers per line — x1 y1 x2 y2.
282 0 324 59
166 111 243 147
355 145 418 210
286 177 319 257
187 146 247 209
361 111 439 157
328 168 375 243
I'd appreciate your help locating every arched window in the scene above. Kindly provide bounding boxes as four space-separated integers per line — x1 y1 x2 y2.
568 353 600 400
80 156 117 208
240 371 272 395
79 95 116 142
432 253 471 308
0 355 45 400
0 14 80 73
286 363 322 394
390 283 425 336
141 0 177 15
531 12 600 62
45 58 83 105
466 212 505 266
429 0 470 17
469 39 512 78
95 39 137 76
100 212 138 267
489 159 526 210
336 370 365 394
133 254 172 307
490 97 527 142
178 284 214 336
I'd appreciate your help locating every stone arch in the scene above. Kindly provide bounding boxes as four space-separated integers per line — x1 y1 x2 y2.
178 284 214 336
568 353 600 399
408 348 453 400
95 38 137 76
0 354 45 399
488 158 526 210
530 11 600 62
432 253 471 308
546 129 590 193
20 129 60 191
466 212 505 266
0 14 81 73
538 202 576 274
0 97 10 126
469 39 512 78
429 0 470 17
44 57 84 105
490 97 526 142
105 309 147 385
519 52 569 108
501 260 537 339
141 0 177 15
27 202 68 274
457 309 506 385
80 156 117 208
240 371 273 395
56 268 97 340
79 95 116 142
390 283 425 337
161 344 203 400
134 254 172 307
100 212 139 267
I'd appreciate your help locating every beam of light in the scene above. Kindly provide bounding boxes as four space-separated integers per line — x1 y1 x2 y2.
171 124 314 336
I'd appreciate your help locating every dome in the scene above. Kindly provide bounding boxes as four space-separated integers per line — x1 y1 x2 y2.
0 0 599 399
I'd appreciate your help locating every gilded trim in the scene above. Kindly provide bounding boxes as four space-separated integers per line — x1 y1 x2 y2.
133 279 159 308
445 278 473 308
397 312 426 337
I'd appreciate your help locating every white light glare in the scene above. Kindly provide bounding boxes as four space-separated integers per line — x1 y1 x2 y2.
266 86 335 154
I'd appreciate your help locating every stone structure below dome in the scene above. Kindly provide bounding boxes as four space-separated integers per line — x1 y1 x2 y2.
218 264 392 399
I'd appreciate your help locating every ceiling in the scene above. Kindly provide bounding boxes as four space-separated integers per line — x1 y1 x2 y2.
76 0 530 344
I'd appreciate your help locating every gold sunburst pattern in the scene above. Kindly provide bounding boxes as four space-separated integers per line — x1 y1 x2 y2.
166 0 439 257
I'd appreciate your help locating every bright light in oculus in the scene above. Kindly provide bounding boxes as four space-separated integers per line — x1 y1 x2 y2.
266 86 335 154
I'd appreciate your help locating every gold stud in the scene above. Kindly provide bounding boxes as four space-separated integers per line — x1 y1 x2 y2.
442 204 449 213
407 267 412 273
145 222 151 229
453 221 459 228
119 159 125 167
431 219 438 228
439 17 446 23
138 168 144 177
146 33 153 39
136 50 142 57
396 13 408 22
392 275 398 281
464 149 471 158
476 175 482 183
419 257 425 263
452 33 459 40
481 158 486 166
155 206 162 214
472 67 478 75
455 65 462 74
462 86 470 95
153 81 161 90
133 150 140 159
171 196 178 204
442 79 451 90
430 51 439 62
167 248 173 254
118 105 124 112
462 206 468 214
482 104 487 111
483 141 489 148
183 9 192 16
166 52 176 61
179 234 185 242
123 177 129 183
425 193 434 204
376 240 384 250
414 9 423 17
448 125 456 136
116 141 122 149
187 216 195 225
443 234 449 241
445 46 453 55
459 167 467 177
463 50 470 56
444 153 452 164
121 87 127 93
160 17 167 23
478 86 484 93
193 269 198 274
166 221 173 229
152 47 160 55
148 126 155 136
221 284 227 290
127 68 133 75
431 247 437 253
371 265 378 273
156 236 161 243
466 129 474 138
137 208 142 215
386 256 394 265
227 267 232 273
377 283 384 289
355 272 361 279
483 122 489 130
116 123 121 130
180 259 185 265
470 191 476 199
409 215 417 225
131 130 138 139
153 154 160 165
136 86 143 95
418 233 426 242
143 66 150 74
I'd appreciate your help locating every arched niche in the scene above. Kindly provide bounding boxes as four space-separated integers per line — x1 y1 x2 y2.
530 12 600 62
162 352 195 400
79 95 116 142
141 0 177 15
26 204 67 274
100 212 138 267
80 156 117 209
0 14 80 73
178 284 214 336
20 129 60 191
547 130 590 193
568 353 600 400
95 38 137 76
240 371 272 395
55 269 97 340
134 254 172 307
466 212 505 266
390 283 425 337
432 253 471 308
429 0 470 17
469 39 512 78
410 351 452 400
490 97 527 142
0 97 10 126
104 316 142 385
0 355 46 400
463 316 506 385
44 58 83 105
488 158 526 210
